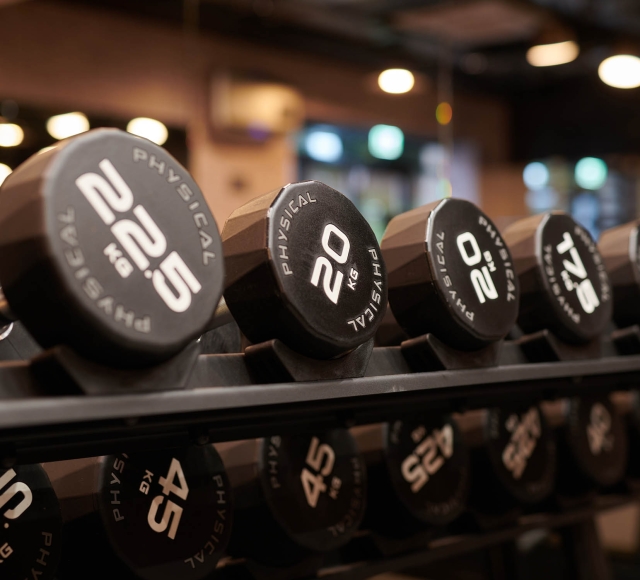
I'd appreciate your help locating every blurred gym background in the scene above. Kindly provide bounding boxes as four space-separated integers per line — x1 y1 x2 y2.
0 2 640 573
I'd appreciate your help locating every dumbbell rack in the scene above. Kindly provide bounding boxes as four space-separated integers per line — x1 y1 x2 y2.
1 331 640 580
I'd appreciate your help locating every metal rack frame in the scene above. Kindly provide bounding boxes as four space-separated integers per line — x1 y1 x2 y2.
0 341 639 463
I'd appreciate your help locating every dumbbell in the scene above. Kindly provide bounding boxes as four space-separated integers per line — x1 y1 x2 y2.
381 197 519 353
46 445 232 580
221 180 387 360
200 179 389 359
502 211 612 344
221 429 366 568
353 413 470 540
503 213 626 503
543 396 628 504
0 463 62 580
598 219 640 330
0 128 224 368
463 404 556 528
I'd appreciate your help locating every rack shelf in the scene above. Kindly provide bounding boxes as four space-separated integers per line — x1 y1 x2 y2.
1 344 639 464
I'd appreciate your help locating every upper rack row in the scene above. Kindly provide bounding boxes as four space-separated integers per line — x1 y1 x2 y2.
0 127 637 385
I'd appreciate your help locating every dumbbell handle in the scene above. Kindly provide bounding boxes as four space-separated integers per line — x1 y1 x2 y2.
0 287 15 328
210 296 234 329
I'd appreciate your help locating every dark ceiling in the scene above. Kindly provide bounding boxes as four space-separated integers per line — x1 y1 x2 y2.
54 0 640 160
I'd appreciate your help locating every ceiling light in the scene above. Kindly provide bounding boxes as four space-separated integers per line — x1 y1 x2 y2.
0 163 11 186
46 112 89 140
526 40 579 67
378 69 415 94
127 117 169 145
0 124 23 147
598 55 640 89
368 125 404 160
305 130 343 163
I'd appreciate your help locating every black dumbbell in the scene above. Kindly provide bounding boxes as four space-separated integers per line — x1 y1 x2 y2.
201 179 386 359
221 180 387 359
463 404 556 528
354 413 470 540
381 198 519 352
0 463 62 580
546 396 628 505
502 211 612 344
598 220 640 330
0 129 224 368
221 429 367 568
47 446 233 580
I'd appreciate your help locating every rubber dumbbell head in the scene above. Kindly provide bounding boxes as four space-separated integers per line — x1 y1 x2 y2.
502 212 612 343
226 429 366 567
99 446 232 580
598 220 640 328
483 404 556 505
260 431 365 553
381 198 519 350
466 404 556 527
381 414 469 528
558 396 628 496
0 464 62 580
222 181 386 359
0 129 224 367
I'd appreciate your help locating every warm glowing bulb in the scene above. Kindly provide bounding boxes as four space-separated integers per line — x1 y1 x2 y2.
127 117 169 145
0 124 24 147
46 112 89 140
436 102 453 125
598 55 640 89
378 69 415 94
526 40 579 67
0 163 11 186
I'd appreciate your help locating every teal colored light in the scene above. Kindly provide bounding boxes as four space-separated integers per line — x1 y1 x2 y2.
368 124 404 160
575 157 608 190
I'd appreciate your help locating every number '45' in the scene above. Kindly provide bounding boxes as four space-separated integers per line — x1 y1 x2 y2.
147 458 189 541
300 437 336 508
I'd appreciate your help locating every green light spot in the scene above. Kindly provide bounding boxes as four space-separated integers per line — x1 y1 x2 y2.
575 157 607 190
368 125 404 160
